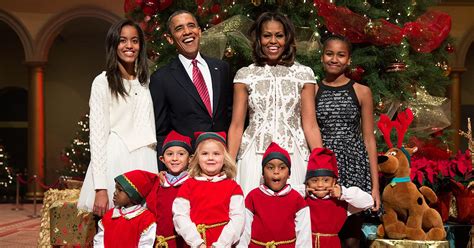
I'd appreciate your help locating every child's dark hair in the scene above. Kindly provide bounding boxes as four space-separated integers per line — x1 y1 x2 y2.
249 11 296 66
322 34 352 56
105 19 149 98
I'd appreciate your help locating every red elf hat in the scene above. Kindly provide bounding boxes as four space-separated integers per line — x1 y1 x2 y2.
114 170 158 204
194 131 227 149
305 147 338 182
162 130 192 155
262 142 291 171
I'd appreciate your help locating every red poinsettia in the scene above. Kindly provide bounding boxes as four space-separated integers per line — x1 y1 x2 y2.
410 149 473 192
411 157 438 185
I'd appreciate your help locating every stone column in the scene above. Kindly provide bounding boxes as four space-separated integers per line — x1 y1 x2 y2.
448 67 465 153
25 61 46 199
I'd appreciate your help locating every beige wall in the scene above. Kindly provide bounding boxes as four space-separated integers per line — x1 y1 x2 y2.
1 0 122 40
1 1 122 183
431 4 474 105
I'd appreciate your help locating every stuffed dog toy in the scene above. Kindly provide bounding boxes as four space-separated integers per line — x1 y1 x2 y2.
376 109 446 241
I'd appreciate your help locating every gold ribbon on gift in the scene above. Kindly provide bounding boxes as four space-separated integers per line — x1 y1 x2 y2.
155 235 176 248
370 238 449 248
312 232 338 248
250 237 296 247
196 221 228 245
200 15 321 60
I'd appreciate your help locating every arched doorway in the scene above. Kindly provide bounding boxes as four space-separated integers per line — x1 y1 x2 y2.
44 17 111 183
0 20 29 201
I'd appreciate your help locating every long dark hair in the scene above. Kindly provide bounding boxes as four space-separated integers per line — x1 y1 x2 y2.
250 12 296 66
105 19 149 98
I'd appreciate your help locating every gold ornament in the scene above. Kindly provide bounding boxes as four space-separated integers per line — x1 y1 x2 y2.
251 0 262 6
376 101 386 112
364 19 382 37
362 0 371 11
436 61 451 76
224 46 235 58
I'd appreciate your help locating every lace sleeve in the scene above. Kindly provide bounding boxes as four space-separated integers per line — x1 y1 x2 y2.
88 74 110 190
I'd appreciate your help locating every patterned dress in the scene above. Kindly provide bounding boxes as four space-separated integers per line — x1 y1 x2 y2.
315 80 371 193
234 63 316 195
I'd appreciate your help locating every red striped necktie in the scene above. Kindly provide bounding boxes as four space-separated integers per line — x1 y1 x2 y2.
192 59 212 117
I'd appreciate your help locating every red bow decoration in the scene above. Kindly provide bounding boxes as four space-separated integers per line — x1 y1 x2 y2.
314 0 451 53
377 108 414 148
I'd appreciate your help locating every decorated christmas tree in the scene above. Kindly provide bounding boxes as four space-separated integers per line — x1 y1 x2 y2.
0 143 15 201
125 0 453 151
60 114 90 179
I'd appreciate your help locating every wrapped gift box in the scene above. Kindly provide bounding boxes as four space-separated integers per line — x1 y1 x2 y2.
49 201 96 247
38 189 96 247
370 239 449 248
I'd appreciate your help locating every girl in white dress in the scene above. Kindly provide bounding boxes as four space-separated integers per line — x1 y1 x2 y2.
228 12 319 195
77 19 158 216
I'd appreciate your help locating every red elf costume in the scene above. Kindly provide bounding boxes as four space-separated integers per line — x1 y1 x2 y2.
147 130 192 248
172 132 245 247
305 148 373 248
94 170 158 247
238 142 312 248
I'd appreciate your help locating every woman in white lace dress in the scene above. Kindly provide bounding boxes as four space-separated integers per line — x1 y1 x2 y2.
77 19 158 216
228 12 319 195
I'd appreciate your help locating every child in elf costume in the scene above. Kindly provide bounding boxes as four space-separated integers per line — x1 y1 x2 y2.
147 130 192 248
238 142 312 248
305 148 373 248
94 170 157 247
172 132 245 248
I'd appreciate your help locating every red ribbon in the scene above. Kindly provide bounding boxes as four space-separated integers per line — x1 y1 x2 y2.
314 0 451 53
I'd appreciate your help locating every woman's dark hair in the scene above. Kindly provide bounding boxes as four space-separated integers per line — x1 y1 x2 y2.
105 19 149 98
250 12 296 66
322 34 352 56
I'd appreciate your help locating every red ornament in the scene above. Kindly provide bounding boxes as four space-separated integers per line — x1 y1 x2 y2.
210 3 221 14
124 0 139 14
197 5 204 16
445 43 455 53
142 0 158 16
195 0 205 6
346 66 365 82
313 0 451 53
211 14 222 25
157 0 173 11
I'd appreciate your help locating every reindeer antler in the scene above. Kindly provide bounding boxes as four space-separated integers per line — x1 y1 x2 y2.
377 114 394 148
392 108 414 148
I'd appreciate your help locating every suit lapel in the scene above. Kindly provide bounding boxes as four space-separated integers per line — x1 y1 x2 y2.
205 56 221 117
169 57 207 112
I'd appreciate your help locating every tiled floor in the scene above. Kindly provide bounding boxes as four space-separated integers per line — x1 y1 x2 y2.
0 204 42 247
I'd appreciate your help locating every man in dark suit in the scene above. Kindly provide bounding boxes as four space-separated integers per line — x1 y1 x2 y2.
150 10 233 170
